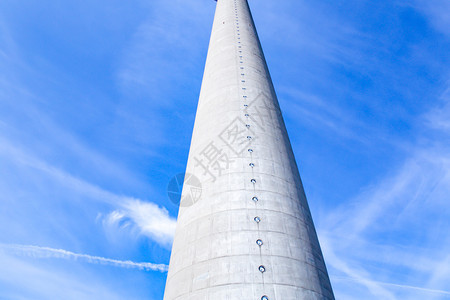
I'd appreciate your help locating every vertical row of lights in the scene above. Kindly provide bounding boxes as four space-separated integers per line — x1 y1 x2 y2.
233 1 268 299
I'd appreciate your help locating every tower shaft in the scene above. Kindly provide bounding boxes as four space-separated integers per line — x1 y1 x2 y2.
164 0 334 299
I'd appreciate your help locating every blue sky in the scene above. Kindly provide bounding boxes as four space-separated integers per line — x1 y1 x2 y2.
0 0 449 299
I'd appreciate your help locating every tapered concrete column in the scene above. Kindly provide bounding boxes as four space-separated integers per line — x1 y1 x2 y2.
164 0 335 299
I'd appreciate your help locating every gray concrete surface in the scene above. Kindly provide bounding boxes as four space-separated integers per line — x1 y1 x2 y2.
164 0 335 299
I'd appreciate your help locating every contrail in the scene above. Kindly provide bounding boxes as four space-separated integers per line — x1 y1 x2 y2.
335 276 450 296
0 244 168 272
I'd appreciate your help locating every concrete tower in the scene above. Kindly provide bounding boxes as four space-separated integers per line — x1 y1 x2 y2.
164 0 334 299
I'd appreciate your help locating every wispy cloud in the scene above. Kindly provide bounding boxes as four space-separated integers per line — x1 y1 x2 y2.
279 88 376 146
0 250 135 300
335 276 450 296
322 153 450 298
410 0 450 37
0 244 168 272
320 87 450 299
425 86 450 131
0 137 177 247
116 0 209 100
320 237 397 299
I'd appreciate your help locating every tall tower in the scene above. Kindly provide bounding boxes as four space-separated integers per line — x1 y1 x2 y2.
164 0 334 299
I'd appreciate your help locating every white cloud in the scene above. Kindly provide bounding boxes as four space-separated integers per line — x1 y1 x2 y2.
103 198 177 248
0 243 168 272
